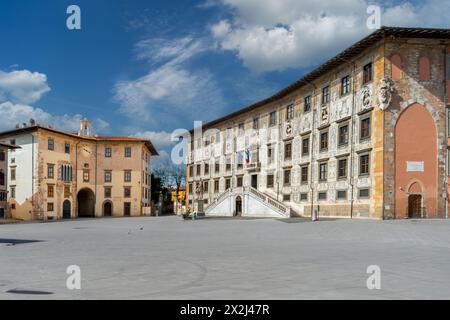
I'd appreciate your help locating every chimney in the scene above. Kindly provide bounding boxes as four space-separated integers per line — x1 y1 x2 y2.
79 118 93 137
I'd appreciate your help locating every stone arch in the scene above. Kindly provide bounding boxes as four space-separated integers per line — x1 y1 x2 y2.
77 188 95 218
390 54 402 80
408 181 423 194
235 196 242 217
394 103 437 219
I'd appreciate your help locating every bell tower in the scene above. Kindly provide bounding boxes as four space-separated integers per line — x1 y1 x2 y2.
79 118 93 137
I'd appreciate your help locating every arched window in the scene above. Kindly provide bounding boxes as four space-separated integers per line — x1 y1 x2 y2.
391 54 402 80
419 56 430 81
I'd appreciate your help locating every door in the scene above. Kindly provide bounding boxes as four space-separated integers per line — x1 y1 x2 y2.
235 196 242 217
251 175 258 189
103 202 112 217
408 195 422 218
63 200 71 219
124 202 131 217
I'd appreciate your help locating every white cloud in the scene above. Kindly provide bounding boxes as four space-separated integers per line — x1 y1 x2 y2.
0 69 51 104
132 130 175 150
0 68 110 134
114 36 225 125
211 0 450 72
0 102 109 134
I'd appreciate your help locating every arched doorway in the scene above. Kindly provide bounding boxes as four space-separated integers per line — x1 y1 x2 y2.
408 194 423 219
63 200 71 219
77 188 95 218
235 196 242 217
103 201 113 217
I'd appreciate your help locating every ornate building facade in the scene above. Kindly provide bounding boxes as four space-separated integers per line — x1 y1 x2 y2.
186 27 450 220
0 119 158 220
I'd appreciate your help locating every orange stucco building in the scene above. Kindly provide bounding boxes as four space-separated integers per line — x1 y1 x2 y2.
0 119 158 221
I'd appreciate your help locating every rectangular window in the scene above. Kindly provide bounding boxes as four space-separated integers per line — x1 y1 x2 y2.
341 75 351 95
105 147 112 158
214 180 219 193
269 111 277 127
64 185 71 198
302 137 310 156
10 186 16 198
47 185 54 198
284 142 292 160
226 158 231 171
189 165 194 176
322 86 330 104
286 104 294 120
338 124 349 146
237 176 243 188
0 171 4 186
188 183 193 195
304 96 312 113
300 193 308 201
237 152 243 169
320 131 329 151
225 178 231 190
83 170 89 182
124 187 131 198
267 174 274 188
360 154 370 175
61 165 72 182
204 163 209 175
253 117 260 130
337 190 347 200
124 170 132 182
360 117 371 141
284 169 291 186
359 188 370 199
318 192 327 201
104 187 112 198
363 63 373 84
124 147 132 158
267 145 274 164
215 161 220 174
104 170 112 183
65 143 70 154
319 162 328 181
0 151 5 161
47 202 54 212
10 167 16 181
301 166 309 184
196 164 201 176
47 165 54 179
283 194 291 202
48 138 54 151
338 158 348 179
203 181 209 192
238 123 245 134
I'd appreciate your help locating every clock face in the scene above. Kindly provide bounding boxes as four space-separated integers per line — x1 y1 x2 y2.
82 146 92 157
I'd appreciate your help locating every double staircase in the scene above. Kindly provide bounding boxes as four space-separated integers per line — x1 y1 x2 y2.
205 187 291 218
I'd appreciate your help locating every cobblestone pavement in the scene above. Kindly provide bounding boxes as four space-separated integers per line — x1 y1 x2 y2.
1 216 450 299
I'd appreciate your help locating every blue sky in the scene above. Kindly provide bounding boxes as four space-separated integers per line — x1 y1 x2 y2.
0 0 448 164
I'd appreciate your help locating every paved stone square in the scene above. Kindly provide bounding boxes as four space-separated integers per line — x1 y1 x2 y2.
1 216 450 300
